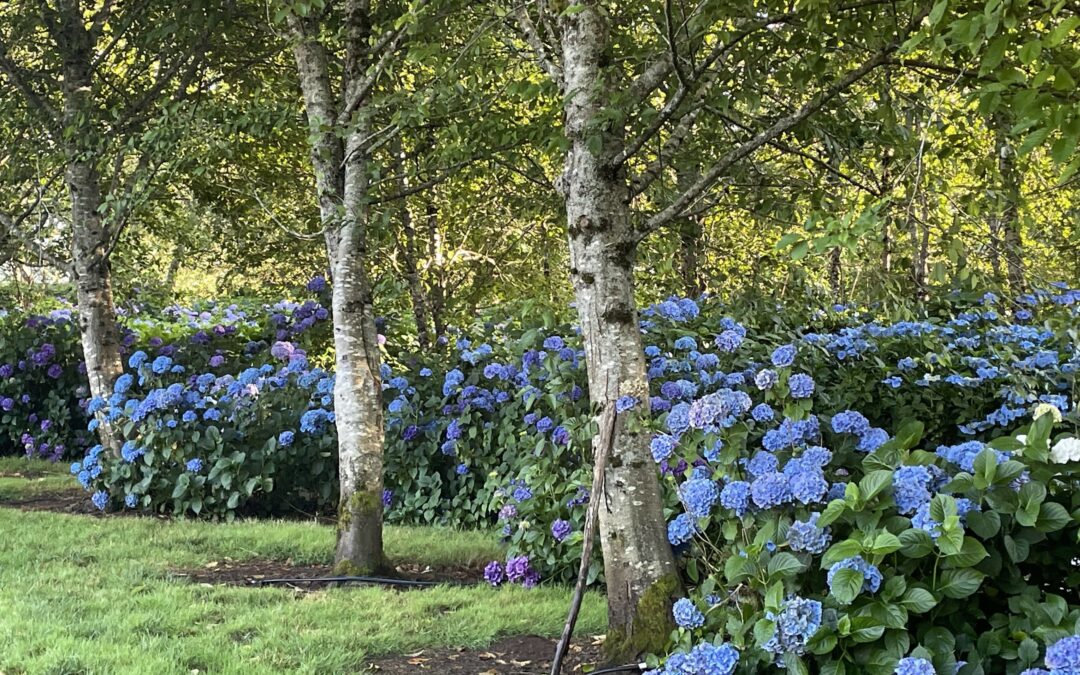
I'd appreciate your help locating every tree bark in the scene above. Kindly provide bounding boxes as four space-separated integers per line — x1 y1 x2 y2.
559 4 679 661
289 6 387 574
425 198 447 339
676 164 704 297
57 0 123 449
394 142 432 349
828 247 842 298
993 115 1025 294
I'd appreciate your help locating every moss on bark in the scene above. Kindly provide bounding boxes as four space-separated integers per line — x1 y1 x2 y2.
603 573 679 663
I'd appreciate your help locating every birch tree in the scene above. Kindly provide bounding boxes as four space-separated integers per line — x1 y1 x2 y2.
280 0 502 572
0 0 216 448
510 0 930 659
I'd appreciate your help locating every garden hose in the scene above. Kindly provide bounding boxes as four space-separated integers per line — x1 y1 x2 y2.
585 664 645 674
254 575 445 587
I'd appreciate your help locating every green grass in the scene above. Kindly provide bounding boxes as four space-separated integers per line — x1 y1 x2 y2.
0 462 606 674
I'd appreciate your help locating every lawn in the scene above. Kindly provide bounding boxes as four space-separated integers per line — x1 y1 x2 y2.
0 459 605 675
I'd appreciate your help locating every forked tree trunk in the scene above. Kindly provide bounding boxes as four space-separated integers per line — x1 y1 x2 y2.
290 8 387 574
560 5 679 661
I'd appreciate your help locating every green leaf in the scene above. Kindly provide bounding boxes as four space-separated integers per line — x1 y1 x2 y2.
944 537 988 568
831 567 865 605
870 532 903 555
822 539 864 567
899 528 935 558
818 499 847 527
894 420 925 449
768 552 805 577
901 587 938 613
937 569 985 599
966 509 1000 538
929 0 948 26
860 470 894 502
783 652 810 675
1036 502 1072 532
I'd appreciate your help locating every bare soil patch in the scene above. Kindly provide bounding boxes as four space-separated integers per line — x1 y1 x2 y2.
364 634 612 674
172 557 486 588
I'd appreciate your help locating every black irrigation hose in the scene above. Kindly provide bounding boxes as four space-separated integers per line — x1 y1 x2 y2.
587 665 644 674
257 576 641 673
254 575 447 587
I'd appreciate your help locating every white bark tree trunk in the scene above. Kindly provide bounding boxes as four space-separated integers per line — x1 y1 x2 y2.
289 8 387 573
58 0 123 449
559 4 679 660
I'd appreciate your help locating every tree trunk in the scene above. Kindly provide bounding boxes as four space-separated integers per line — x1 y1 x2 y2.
559 4 679 661
828 247 842 298
289 8 387 573
993 115 1025 294
58 0 123 449
676 165 704 298
330 122 387 573
394 142 431 349
163 243 184 295
425 199 447 339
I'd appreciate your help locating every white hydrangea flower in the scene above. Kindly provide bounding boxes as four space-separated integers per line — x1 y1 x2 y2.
1033 403 1063 423
1049 437 1080 464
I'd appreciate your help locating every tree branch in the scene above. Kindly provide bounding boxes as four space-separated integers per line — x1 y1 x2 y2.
640 43 903 235
0 41 62 135
513 1 562 87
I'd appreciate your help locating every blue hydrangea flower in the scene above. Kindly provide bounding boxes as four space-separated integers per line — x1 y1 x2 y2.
788 373 815 399
655 642 739 675
787 513 831 554
892 465 932 515
124 493 139 508
672 598 704 629
831 410 870 435
673 336 697 350
789 469 828 505
751 472 791 509
551 519 571 542
615 395 639 413
91 490 109 510
755 368 779 390
666 403 691 435
650 434 677 463
751 403 775 422
714 329 744 353
720 481 751 516
185 458 204 473
764 595 822 656
857 427 890 452
895 657 936 675
1046 635 1080 671
667 513 697 545
679 478 719 518
771 344 796 368
746 450 779 478
278 431 295 447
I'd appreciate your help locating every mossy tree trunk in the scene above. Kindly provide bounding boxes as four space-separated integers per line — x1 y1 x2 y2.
288 0 389 574
558 4 679 660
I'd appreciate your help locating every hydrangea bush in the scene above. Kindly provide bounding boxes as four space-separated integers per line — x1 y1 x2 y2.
641 326 1080 673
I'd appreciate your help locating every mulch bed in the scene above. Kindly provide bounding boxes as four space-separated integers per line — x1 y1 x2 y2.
173 558 487 589
364 634 612 674
0 489 105 515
